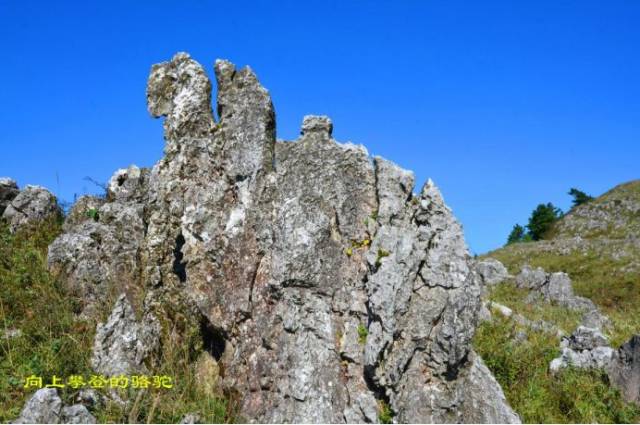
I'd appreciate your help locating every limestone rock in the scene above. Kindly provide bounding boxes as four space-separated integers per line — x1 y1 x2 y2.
61 404 96 424
460 352 521 423
49 52 518 423
0 177 19 215
514 265 547 290
3 185 60 233
13 388 62 424
550 327 614 373
475 258 510 286
91 294 160 376
48 167 148 316
607 335 640 405
180 413 201 424
63 195 106 231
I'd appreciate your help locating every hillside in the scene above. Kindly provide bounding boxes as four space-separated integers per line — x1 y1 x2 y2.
475 180 640 422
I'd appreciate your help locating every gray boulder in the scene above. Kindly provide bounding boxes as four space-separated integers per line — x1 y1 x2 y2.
13 388 62 424
607 335 640 405
475 258 510 286
515 265 547 290
2 185 60 232
550 327 614 373
0 177 19 215
460 352 521 423
61 405 96 424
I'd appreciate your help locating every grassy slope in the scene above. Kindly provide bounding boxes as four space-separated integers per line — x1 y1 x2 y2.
0 218 232 423
474 180 640 422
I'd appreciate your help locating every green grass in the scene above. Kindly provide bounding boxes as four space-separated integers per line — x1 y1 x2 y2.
487 281 583 334
0 218 233 423
474 316 640 423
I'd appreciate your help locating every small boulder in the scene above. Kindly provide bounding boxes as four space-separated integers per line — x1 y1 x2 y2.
2 185 60 233
550 326 614 373
515 265 547 290
475 258 510 286
13 388 62 424
180 413 201 424
61 404 96 424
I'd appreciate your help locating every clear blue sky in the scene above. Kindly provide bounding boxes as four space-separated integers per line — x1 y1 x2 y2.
1 1 638 254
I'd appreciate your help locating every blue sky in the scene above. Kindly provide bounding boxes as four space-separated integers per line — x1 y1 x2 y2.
1 1 638 254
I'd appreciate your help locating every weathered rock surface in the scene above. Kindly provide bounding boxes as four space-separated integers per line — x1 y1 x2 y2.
3 185 60 233
13 388 62 424
475 258 510 286
48 52 518 423
48 166 148 316
550 326 614 372
0 177 20 215
607 335 640 405
61 404 97 424
13 388 97 424
91 294 160 376
459 352 521 423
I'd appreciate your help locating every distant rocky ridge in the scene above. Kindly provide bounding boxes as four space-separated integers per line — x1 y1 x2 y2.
11 52 520 423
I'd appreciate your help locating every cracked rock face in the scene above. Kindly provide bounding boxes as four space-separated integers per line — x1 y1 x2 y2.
49 52 518 423
91 294 160 376
3 185 60 233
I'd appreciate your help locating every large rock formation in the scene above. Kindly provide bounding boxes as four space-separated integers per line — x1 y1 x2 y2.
48 52 518 423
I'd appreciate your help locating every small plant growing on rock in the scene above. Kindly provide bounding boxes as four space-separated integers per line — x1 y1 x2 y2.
357 324 368 344
375 248 390 267
85 208 99 221
377 400 393 424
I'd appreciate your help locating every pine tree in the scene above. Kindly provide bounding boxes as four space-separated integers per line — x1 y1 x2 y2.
506 224 526 244
568 188 594 208
527 203 562 241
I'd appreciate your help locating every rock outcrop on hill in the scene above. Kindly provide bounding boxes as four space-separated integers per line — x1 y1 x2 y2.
2 184 60 233
44 52 518 423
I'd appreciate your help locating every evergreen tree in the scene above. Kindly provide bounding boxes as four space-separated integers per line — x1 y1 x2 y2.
568 188 594 208
506 224 526 244
527 203 562 240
